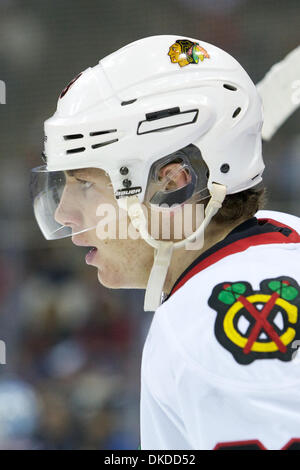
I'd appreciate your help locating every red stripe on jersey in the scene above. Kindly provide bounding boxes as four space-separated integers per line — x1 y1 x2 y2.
170 218 300 297
214 439 267 450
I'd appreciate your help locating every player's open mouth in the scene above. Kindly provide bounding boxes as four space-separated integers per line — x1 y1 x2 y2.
85 246 98 264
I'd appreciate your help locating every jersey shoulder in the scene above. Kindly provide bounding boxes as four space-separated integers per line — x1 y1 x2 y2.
256 209 300 232
157 211 300 389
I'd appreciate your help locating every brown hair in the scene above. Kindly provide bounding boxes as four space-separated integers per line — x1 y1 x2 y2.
213 186 266 225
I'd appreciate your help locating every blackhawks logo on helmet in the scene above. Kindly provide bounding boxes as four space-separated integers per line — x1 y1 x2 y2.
208 277 300 365
168 39 210 68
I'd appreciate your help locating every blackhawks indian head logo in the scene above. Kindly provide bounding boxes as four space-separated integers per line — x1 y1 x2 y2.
168 39 210 68
208 277 300 365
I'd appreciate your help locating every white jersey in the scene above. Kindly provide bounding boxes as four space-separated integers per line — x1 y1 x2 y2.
140 210 300 450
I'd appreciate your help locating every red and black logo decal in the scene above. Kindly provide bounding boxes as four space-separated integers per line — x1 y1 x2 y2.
208 276 300 365
59 72 82 99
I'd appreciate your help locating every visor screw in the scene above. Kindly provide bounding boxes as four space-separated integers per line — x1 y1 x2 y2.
123 179 132 188
220 164 230 173
120 166 129 175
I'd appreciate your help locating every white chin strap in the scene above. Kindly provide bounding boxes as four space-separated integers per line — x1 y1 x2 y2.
118 183 226 311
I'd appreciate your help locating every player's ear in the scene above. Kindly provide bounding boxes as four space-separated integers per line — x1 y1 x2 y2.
158 162 191 190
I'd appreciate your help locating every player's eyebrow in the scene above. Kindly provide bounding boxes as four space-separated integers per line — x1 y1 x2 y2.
65 168 106 179
65 169 91 178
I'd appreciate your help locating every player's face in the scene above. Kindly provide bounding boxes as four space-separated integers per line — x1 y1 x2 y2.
54 168 154 289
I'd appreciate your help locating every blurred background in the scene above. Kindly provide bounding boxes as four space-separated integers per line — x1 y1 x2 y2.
0 0 299 449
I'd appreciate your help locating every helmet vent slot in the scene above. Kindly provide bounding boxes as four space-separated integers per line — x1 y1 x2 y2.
64 134 83 140
121 99 137 106
91 139 118 149
138 109 198 135
90 130 117 136
232 107 241 118
223 84 237 91
146 107 180 121
66 147 85 154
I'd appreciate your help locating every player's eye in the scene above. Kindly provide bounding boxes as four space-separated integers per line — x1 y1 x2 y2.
76 178 94 190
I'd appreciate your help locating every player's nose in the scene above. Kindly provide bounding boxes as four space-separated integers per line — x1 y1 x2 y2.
54 189 82 230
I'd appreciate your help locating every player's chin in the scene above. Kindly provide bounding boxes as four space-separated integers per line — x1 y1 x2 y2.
96 267 144 289
97 268 124 289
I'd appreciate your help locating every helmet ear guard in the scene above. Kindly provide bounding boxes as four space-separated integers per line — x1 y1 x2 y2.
144 144 210 209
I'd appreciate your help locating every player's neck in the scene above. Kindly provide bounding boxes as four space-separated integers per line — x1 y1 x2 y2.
163 217 246 296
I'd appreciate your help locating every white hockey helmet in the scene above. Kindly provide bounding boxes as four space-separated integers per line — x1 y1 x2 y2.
31 35 264 310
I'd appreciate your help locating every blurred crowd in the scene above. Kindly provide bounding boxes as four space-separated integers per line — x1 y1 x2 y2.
0 0 299 449
0 245 149 449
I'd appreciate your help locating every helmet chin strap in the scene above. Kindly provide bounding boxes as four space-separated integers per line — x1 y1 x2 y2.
118 183 227 311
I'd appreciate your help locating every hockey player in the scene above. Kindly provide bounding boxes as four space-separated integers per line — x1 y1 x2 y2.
30 36 300 450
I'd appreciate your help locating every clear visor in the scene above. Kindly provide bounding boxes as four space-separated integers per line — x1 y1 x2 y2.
30 165 113 240
31 146 209 240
